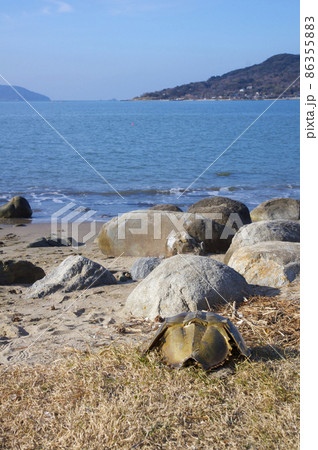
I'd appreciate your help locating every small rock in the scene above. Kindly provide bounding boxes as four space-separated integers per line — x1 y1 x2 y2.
26 255 116 298
74 308 86 317
0 260 45 285
27 236 78 248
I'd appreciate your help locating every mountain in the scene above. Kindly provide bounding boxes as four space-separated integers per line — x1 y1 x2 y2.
0 85 51 102
133 54 300 101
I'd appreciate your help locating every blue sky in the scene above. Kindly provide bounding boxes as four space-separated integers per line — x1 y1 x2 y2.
0 0 300 100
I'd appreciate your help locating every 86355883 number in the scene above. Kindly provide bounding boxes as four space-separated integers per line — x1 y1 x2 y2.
305 17 315 78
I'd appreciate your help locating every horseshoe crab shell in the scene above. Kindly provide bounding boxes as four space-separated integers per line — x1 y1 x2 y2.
144 311 250 370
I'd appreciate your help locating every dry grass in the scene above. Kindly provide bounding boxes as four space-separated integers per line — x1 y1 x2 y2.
0 295 299 450
220 294 300 352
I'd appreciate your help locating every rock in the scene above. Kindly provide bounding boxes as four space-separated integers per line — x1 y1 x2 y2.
98 210 233 257
0 260 45 285
130 257 163 280
26 255 116 298
27 237 70 248
149 204 183 212
227 241 300 288
250 198 300 221
183 217 233 253
165 231 204 257
124 254 251 319
0 196 32 219
27 236 82 248
187 196 251 231
224 220 300 264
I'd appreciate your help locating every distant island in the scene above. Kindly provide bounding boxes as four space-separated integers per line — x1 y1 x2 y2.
0 85 51 102
133 54 300 101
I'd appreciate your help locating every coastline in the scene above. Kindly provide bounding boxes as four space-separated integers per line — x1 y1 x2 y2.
129 97 300 102
0 184 300 224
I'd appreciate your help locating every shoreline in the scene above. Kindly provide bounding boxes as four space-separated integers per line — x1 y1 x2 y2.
129 97 300 102
0 97 300 103
0 186 300 224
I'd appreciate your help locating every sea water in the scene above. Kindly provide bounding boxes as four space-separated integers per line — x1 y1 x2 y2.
0 99 299 221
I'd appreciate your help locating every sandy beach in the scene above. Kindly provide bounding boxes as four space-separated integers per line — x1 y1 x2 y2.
0 219 299 368
0 221 149 366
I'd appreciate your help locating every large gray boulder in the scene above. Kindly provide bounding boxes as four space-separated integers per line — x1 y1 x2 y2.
27 255 116 298
98 210 233 257
0 260 45 285
224 220 300 264
227 241 300 288
250 198 300 221
124 254 251 319
130 257 163 281
0 196 32 219
187 196 251 231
